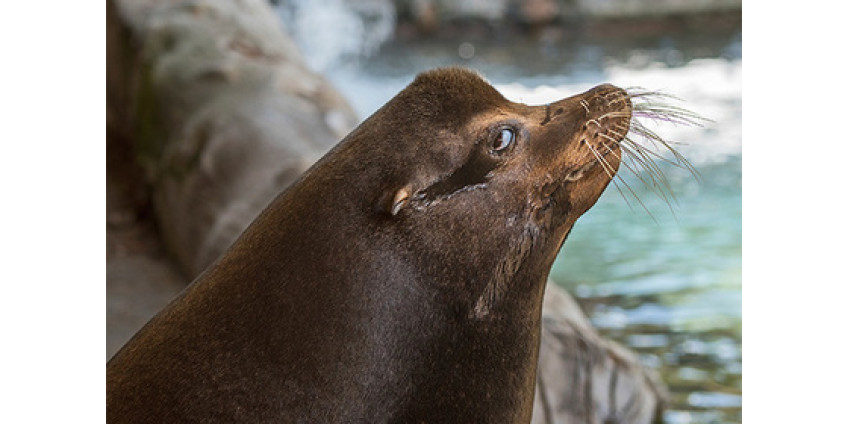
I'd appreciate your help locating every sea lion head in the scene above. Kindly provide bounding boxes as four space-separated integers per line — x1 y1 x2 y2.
302 67 631 319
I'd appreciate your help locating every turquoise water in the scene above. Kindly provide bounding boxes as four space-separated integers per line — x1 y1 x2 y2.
553 156 742 334
554 157 742 423
278 5 742 421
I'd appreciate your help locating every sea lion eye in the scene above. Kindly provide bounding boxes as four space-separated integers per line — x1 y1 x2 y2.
492 128 515 153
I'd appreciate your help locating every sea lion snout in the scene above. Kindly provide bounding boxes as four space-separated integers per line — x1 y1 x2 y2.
579 84 631 150
530 84 630 171
571 83 631 129
572 84 631 163
522 83 632 227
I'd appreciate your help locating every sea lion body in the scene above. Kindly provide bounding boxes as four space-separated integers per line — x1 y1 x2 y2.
107 68 631 423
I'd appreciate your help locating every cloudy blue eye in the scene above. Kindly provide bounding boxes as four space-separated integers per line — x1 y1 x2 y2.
493 128 515 152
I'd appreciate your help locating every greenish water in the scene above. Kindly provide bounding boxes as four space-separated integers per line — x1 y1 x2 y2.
278 4 742 421
553 157 742 423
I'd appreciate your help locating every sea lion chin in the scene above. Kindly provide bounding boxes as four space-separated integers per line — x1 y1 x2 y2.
107 67 632 423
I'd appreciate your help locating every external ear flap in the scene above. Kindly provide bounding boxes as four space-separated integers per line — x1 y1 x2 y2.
388 186 411 216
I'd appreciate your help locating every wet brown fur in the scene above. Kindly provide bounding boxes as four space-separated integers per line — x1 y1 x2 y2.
107 67 632 423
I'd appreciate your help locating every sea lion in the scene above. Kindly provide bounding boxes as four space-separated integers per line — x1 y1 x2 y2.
107 67 632 423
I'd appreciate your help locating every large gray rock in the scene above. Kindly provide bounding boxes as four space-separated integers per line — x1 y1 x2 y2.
108 0 358 276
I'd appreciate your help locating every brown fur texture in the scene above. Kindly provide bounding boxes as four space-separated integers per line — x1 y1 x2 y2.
107 67 631 423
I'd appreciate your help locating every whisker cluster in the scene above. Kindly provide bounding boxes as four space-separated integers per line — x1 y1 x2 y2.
610 88 711 218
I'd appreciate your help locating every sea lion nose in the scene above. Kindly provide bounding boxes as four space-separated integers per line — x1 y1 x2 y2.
543 83 627 121
572 83 630 118
586 83 624 97
586 84 629 106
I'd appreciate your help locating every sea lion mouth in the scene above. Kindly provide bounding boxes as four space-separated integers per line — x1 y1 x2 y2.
561 160 600 183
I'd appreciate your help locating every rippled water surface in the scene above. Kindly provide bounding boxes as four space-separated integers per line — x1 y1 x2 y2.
279 5 742 422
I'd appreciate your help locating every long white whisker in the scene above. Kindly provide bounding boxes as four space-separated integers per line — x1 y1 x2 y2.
612 87 707 217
